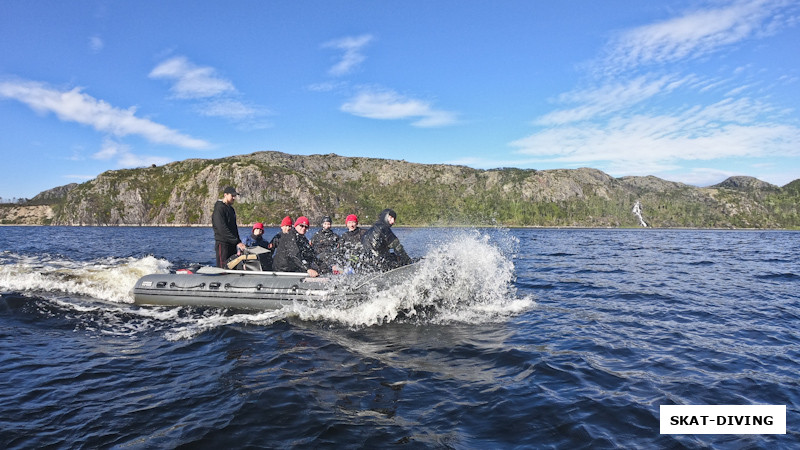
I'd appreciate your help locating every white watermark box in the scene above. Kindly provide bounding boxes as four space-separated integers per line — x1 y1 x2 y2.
661 405 786 434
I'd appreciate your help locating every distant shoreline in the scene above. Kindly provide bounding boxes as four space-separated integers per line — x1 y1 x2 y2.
1 223 797 231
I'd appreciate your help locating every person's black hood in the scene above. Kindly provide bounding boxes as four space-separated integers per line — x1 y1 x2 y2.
377 208 397 226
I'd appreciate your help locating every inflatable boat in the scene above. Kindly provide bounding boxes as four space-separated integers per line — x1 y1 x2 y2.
132 262 420 310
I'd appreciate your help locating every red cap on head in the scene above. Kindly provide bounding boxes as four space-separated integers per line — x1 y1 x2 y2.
295 216 310 227
280 216 293 227
346 214 358 223
253 222 264 230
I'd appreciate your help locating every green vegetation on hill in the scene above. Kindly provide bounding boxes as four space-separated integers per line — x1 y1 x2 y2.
4 151 799 228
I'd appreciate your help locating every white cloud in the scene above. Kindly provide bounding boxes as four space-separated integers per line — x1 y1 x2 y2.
198 98 259 120
513 98 800 166
149 56 235 99
64 174 96 181
664 167 741 187
89 36 104 53
536 75 691 126
650 166 795 188
307 81 347 93
601 0 797 73
117 152 171 168
149 56 268 124
322 34 373 76
93 139 171 168
92 139 124 160
510 0 800 184
0 80 210 148
341 88 458 127
319 35 458 128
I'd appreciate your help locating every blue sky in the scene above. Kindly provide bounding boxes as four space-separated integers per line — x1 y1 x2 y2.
1 0 799 200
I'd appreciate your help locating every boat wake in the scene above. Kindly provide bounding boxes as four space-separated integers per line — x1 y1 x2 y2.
1 229 533 340
0 252 170 303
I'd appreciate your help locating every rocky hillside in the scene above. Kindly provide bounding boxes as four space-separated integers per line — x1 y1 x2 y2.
3 151 799 228
0 204 54 225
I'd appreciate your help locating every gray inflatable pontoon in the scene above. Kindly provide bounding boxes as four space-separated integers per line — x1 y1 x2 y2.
132 263 420 310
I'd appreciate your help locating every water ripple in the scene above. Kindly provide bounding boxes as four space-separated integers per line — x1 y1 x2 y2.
2 228 799 448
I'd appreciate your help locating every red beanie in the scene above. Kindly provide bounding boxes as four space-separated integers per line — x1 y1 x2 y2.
253 222 264 230
346 214 358 223
280 216 293 227
295 216 310 227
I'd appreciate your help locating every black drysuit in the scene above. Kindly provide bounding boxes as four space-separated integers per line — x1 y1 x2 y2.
272 228 319 273
361 209 411 271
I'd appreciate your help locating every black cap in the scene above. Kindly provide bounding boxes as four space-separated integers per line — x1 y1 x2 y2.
322 216 332 224
223 186 240 196
379 208 397 224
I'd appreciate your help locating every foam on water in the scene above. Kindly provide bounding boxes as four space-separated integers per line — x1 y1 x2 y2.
162 309 288 341
0 252 171 303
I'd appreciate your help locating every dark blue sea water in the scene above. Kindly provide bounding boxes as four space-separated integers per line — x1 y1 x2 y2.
1 226 798 448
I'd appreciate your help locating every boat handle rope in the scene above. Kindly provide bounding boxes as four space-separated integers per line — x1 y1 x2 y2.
220 283 266 291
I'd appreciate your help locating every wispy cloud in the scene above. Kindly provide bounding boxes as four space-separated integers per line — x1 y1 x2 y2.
92 139 124 160
307 81 348 93
88 35 104 53
512 0 800 185
322 34 373 76
599 0 795 75
199 99 273 131
513 98 800 166
535 74 692 126
198 98 259 120
117 151 172 168
64 174 97 181
317 34 459 129
92 138 171 168
0 79 209 148
149 55 269 125
668 167 743 186
341 88 458 127
149 56 235 99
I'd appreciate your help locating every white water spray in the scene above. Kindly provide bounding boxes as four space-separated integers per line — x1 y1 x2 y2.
0 229 534 339
0 253 171 303
290 229 533 327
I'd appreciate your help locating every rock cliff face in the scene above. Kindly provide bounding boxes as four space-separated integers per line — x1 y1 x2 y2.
5 151 800 228
29 183 79 205
0 205 54 225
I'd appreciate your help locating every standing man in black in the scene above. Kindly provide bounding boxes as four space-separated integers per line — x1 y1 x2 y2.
212 186 246 268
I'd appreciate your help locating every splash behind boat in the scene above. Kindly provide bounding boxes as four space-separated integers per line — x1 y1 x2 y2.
132 263 420 310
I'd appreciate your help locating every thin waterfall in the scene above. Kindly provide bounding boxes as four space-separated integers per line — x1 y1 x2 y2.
632 201 648 227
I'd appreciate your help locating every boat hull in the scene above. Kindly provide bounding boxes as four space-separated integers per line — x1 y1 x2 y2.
132 263 420 310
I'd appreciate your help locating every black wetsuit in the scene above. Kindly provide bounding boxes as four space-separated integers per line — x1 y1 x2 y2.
361 209 411 271
340 227 367 266
310 228 340 271
272 228 319 273
269 232 283 251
